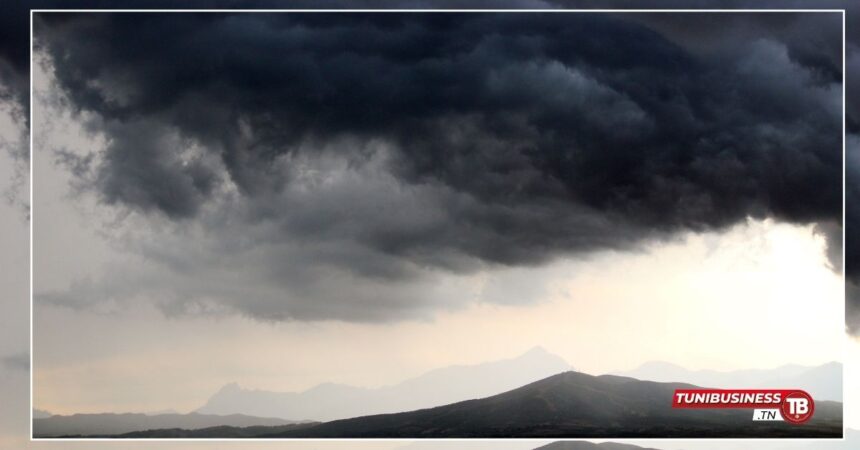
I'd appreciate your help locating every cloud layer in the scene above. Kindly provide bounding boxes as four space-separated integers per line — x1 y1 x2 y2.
28 12 844 322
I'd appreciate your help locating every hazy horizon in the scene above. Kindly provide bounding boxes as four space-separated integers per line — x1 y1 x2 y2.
29 345 844 418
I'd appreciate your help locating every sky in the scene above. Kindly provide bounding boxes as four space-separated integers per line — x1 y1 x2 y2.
0 2 858 448
24 10 847 418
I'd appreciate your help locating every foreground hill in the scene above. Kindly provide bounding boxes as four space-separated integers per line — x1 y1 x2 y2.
198 346 571 421
32 412 307 437
270 371 842 438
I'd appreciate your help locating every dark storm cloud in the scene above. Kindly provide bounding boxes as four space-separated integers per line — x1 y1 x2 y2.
0 1 29 117
626 10 859 338
29 11 846 322
0 1 31 211
0 4 852 332
37 13 842 228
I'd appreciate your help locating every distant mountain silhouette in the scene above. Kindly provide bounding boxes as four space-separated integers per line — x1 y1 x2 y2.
613 361 842 401
144 408 180 416
269 371 842 438
111 423 316 438
45 370 843 439
198 346 571 421
32 409 52 419
32 412 307 437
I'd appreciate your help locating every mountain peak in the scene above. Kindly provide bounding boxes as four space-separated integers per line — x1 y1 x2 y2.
522 345 551 357
271 367 843 438
199 348 573 421
218 382 243 393
515 346 573 372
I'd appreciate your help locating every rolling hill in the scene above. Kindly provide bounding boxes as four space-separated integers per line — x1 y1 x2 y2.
269 371 842 438
110 423 316 438
36 368 843 439
32 412 309 438
198 346 571 421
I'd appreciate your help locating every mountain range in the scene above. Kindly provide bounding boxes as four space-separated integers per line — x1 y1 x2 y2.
269 370 841 438
34 349 843 439
198 346 571 421
32 412 308 438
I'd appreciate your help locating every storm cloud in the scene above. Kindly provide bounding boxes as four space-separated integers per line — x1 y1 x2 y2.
28 11 845 322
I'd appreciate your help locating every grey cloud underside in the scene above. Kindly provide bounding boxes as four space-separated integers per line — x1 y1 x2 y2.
30 12 844 322
0 3 855 330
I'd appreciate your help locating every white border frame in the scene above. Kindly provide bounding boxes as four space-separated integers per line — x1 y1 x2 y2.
28 7 848 444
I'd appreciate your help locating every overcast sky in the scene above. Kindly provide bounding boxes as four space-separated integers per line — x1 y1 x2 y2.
0 3 855 450
17 11 848 420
